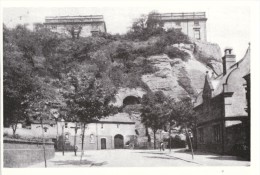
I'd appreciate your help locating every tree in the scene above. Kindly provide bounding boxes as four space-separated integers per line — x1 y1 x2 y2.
140 91 168 149
65 25 83 39
3 26 35 135
63 68 117 163
126 11 164 41
165 98 197 158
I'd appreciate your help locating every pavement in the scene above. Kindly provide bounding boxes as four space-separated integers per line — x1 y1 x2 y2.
27 149 250 168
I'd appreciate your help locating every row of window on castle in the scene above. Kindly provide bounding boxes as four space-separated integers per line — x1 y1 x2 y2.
50 123 121 129
63 133 96 144
175 20 200 26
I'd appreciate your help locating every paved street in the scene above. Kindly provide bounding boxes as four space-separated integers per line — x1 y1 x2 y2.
28 149 250 167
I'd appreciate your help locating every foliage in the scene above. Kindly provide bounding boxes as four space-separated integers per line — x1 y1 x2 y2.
140 91 168 148
164 47 190 61
62 63 118 123
167 135 186 148
3 27 35 134
126 11 164 41
162 97 197 140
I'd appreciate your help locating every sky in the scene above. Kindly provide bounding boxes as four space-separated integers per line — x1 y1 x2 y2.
3 4 251 60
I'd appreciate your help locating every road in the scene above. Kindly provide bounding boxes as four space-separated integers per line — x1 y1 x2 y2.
28 149 250 167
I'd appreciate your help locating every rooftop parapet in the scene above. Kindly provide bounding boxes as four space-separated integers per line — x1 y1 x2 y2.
152 12 207 21
44 15 105 24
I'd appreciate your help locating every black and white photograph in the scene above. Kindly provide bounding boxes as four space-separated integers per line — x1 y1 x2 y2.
1 0 260 174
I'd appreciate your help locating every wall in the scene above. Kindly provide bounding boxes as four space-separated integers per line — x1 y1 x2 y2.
56 122 136 151
47 22 106 37
195 95 225 154
196 121 223 154
163 19 207 41
4 138 55 168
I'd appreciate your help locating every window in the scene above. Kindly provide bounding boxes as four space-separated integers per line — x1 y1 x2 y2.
198 128 204 143
44 127 48 133
65 133 69 140
90 134 95 144
213 124 221 142
175 22 181 26
65 123 68 128
194 20 199 26
194 29 200 40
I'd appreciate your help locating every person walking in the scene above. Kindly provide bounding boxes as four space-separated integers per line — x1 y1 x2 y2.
160 142 165 151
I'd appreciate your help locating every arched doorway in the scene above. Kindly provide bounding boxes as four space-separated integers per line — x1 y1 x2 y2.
114 134 124 149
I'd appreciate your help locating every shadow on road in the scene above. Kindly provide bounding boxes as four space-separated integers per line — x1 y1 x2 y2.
143 155 201 165
50 160 107 167
207 156 247 161
173 149 210 155
135 151 167 155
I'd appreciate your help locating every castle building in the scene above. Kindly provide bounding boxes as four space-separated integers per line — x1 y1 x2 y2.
43 15 106 38
153 12 207 41
194 45 250 158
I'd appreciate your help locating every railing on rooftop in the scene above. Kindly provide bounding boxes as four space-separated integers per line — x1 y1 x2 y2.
45 15 104 24
153 12 206 20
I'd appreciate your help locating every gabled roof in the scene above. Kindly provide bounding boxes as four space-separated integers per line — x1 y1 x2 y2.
194 44 250 107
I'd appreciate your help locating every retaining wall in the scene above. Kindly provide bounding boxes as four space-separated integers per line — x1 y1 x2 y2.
4 138 55 168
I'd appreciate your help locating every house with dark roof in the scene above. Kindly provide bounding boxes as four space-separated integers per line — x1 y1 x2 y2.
193 44 250 158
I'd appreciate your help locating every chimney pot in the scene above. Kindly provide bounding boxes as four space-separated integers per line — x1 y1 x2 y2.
222 47 236 76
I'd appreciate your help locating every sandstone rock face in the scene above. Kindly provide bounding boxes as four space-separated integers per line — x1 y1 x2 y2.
142 41 223 100
193 40 223 75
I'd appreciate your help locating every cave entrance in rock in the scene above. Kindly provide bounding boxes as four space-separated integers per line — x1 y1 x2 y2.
123 96 140 106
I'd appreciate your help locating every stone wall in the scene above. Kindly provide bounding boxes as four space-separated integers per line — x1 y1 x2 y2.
56 134 135 151
4 138 55 168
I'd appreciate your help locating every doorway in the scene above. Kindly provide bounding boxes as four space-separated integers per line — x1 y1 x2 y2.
101 138 106 149
114 134 124 149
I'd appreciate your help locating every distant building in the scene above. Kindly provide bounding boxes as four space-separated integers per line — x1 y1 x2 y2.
29 113 135 150
153 12 207 41
43 15 106 38
194 45 250 157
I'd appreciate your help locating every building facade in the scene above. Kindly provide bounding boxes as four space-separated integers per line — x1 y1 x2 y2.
153 12 207 41
43 15 106 37
194 45 250 157
29 113 135 150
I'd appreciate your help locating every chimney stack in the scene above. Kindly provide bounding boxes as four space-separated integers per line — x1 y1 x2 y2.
222 47 236 75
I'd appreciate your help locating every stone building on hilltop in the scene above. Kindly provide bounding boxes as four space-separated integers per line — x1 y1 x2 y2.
194 44 250 158
153 12 207 41
43 15 106 38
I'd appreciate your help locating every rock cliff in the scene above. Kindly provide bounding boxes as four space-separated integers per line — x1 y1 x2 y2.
142 41 223 100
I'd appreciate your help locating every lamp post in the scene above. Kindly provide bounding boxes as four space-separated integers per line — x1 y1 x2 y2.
73 122 80 156
61 118 65 156
52 110 60 150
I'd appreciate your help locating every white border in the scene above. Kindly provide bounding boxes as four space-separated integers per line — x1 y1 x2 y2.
1 0 260 175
